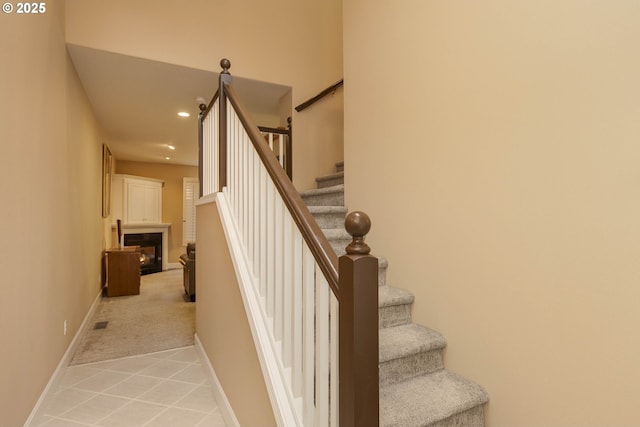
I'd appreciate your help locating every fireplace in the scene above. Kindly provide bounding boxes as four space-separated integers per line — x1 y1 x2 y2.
112 223 170 272
124 233 162 275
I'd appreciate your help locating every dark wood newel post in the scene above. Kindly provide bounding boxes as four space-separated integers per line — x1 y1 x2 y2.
218 58 232 192
286 116 293 180
339 211 379 427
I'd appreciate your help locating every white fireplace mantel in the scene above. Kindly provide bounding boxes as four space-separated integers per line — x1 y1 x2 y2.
111 223 171 271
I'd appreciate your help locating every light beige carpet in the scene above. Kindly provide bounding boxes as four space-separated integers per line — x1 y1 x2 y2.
70 269 195 365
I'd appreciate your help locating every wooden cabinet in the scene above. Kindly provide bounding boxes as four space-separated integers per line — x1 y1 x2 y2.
112 174 163 224
105 247 141 297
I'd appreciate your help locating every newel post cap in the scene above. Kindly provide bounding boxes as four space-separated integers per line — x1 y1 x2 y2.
220 58 231 74
345 211 371 255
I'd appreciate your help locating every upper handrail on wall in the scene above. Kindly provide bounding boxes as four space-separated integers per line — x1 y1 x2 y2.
294 79 344 112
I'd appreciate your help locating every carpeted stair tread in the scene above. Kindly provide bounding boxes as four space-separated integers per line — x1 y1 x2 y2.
380 370 489 427
315 171 344 188
300 184 344 206
379 323 447 386
379 285 415 308
322 228 351 240
322 228 352 255
379 285 414 328
300 184 344 197
378 256 388 286
379 323 446 363
306 161 488 425
308 205 348 215
309 206 348 229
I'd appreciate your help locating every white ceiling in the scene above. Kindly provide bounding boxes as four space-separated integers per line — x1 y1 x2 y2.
67 45 291 166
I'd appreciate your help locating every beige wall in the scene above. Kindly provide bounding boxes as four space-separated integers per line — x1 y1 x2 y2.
65 0 344 191
344 1 640 426
0 2 105 424
115 160 198 262
196 200 276 426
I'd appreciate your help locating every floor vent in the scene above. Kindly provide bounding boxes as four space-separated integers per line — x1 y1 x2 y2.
94 321 109 330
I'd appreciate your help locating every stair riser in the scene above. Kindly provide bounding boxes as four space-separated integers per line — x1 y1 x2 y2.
302 192 344 207
316 176 344 188
335 162 344 173
380 351 444 387
426 405 485 427
378 264 387 287
379 304 412 329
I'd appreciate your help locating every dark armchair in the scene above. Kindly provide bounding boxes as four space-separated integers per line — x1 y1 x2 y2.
179 243 196 301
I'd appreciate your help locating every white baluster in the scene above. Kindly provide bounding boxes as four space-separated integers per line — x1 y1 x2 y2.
282 213 294 368
242 132 249 250
292 231 303 396
279 134 285 169
202 115 209 195
259 165 267 298
249 149 257 281
266 182 275 319
330 292 339 426
302 246 315 426
316 268 330 427
273 193 284 342
215 100 220 193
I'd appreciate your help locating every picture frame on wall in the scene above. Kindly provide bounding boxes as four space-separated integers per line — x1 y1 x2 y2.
102 144 113 218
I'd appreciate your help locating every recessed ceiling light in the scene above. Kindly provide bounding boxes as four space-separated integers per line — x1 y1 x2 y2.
165 156 171 160
178 111 190 117
167 145 176 150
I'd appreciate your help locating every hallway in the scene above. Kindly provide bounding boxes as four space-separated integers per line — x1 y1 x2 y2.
34 347 226 427
32 271 227 427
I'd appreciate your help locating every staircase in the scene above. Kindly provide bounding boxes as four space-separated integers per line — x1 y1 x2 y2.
301 161 489 427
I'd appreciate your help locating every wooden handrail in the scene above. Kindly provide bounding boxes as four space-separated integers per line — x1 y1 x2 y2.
225 83 340 295
295 79 344 112
209 59 378 426
199 90 219 122
257 125 288 134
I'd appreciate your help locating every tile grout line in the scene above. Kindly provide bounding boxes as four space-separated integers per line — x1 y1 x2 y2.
37 347 222 427
65 362 213 426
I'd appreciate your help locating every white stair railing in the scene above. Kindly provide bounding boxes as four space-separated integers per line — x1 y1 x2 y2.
200 88 338 427
199 59 378 427
200 97 219 197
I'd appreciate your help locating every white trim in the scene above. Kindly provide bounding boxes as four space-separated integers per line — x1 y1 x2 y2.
111 222 172 229
194 334 241 427
183 178 199 245
23 288 103 427
195 193 217 207
113 173 164 184
166 262 181 270
215 191 301 426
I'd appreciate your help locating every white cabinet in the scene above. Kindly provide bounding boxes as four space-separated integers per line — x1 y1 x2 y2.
112 174 163 224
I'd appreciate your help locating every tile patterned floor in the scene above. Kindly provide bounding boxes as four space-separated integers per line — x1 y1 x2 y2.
33 347 227 427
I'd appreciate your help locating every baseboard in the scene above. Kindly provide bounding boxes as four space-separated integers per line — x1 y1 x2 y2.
194 333 241 427
215 191 299 425
23 287 103 427
166 262 181 270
